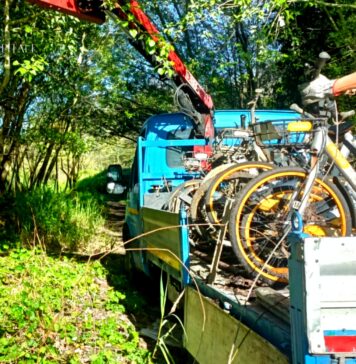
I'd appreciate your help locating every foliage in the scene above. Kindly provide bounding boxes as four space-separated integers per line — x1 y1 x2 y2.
0 248 151 363
1 0 355 193
80 138 136 172
0 0 170 192
7 186 105 251
140 0 355 109
75 169 108 195
267 0 356 108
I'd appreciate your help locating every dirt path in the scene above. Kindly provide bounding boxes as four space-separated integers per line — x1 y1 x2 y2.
105 200 126 234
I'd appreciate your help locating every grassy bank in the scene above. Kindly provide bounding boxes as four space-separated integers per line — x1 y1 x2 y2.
0 169 123 253
0 169 182 363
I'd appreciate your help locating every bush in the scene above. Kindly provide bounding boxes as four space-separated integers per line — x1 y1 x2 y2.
12 187 104 251
75 169 107 195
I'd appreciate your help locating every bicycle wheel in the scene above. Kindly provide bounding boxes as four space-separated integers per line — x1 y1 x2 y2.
168 180 201 213
229 167 352 284
205 162 274 225
190 163 235 222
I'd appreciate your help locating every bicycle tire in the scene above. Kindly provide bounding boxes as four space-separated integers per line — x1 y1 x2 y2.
188 163 236 239
229 167 352 284
205 162 274 225
190 163 235 222
168 179 201 213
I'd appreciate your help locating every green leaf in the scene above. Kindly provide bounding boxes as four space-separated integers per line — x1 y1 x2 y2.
15 67 27 75
129 29 138 38
147 39 156 48
24 25 33 33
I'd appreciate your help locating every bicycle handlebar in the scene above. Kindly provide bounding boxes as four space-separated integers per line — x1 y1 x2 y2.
314 51 331 78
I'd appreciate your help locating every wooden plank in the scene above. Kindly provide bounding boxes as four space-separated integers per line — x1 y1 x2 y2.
255 287 290 324
184 287 289 364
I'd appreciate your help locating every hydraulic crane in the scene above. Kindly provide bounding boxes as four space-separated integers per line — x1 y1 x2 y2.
26 0 215 141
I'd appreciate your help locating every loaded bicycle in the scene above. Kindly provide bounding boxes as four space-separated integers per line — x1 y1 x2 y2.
228 54 356 284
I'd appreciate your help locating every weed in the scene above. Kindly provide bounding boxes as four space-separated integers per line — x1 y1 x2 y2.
152 273 186 364
0 249 151 363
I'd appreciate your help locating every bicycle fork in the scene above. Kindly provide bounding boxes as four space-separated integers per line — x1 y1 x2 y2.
281 127 326 234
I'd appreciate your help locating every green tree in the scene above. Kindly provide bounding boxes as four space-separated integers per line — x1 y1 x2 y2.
0 0 173 192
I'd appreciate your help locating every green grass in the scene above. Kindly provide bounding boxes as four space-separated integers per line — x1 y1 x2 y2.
1 167 126 252
75 170 108 196
0 168 165 363
0 248 151 363
8 187 105 252
75 168 130 203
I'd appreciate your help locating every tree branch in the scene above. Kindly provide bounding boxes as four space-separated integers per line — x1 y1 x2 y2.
0 0 14 97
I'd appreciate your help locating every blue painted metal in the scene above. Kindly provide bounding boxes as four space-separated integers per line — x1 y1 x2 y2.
288 218 310 364
142 139 207 147
324 330 356 336
138 136 144 208
179 209 190 285
291 210 304 233
214 109 301 128
134 110 303 201
304 357 356 364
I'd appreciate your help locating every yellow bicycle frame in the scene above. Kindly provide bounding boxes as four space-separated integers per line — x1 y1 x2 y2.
325 136 356 190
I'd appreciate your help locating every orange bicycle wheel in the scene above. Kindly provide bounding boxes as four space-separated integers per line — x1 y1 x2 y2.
229 167 351 284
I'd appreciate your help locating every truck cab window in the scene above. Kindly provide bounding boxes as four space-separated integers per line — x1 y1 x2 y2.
166 124 194 167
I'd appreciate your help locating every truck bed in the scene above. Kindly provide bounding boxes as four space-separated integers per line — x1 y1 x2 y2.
188 239 292 352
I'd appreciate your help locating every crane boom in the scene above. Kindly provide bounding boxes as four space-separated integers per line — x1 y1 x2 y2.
26 0 214 138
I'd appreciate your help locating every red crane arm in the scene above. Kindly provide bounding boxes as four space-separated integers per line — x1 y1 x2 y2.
26 0 106 23
124 1 213 112
26 0 214 138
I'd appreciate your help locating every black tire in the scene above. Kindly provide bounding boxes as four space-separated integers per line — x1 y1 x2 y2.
168 180 201 213
229 167 352 285
204 162 274 225
190 163 236 222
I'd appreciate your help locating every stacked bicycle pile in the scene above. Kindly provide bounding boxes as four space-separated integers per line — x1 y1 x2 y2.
168 52 356 286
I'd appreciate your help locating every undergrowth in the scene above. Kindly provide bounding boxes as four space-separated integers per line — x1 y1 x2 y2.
0 248 151 363
9 187 105 252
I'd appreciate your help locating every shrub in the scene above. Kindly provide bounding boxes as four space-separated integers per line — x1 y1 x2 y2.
75 169 107 195
12 187 104 251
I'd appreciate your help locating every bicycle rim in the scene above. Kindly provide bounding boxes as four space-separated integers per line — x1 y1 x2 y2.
206 162 274 225
230 168 350 284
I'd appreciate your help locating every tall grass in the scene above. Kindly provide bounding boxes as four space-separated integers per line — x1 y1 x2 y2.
75 169 107 195
11 187 104 252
